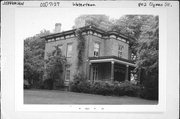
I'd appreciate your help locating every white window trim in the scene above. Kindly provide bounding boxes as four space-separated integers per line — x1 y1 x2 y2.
94 42 100 57
66 43 73 58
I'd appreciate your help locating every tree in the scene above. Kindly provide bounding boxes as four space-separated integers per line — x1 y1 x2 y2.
24 29 50 88
73 15 113 31
45 45 68 89
111 15 157 60
136 16 159 100
74 15 157 62
136 16 158 73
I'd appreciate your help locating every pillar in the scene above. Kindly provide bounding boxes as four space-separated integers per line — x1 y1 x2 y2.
125 65 129 81
89 63 92 81
111 61 114 82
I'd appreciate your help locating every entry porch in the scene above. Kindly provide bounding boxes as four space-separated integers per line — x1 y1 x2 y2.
88 56 136 83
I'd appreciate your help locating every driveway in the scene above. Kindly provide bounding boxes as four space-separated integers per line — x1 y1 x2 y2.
24 90 158 105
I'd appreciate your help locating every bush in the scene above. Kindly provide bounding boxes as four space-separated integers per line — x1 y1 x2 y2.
70 75 140 97
41 78 54 90
139 79 158 100
139 87 158 100
24 80 31 89
139 72 158 100
122 81 141 97
70 73 90 93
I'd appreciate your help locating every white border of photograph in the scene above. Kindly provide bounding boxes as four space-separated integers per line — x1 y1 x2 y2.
14 7 166 112
2 1 179 119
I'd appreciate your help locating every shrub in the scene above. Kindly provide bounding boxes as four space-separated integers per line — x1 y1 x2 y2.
69 73 90 93
139 72 158 100
113 83 125 96
45 45 67 90
121 81 140 97
70 76 141 97
77 81 91 93
41 78 54 90
139 80 158 100
24 80 31 89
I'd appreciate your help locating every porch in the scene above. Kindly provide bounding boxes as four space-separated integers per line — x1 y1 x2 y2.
88 56 136 82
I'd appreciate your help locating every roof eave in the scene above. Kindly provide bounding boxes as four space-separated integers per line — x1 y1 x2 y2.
41 25 136 42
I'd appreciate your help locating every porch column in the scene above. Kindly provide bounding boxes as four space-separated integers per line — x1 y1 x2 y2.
111 61 114 82
125 65 129 81
89 63 92 81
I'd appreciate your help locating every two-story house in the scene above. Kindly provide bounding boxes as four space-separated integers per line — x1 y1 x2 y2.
42 23 136 87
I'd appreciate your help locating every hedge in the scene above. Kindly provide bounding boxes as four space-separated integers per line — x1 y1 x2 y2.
70 79 140 97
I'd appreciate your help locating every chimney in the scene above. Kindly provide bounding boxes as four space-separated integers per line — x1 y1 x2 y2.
54 23 61 33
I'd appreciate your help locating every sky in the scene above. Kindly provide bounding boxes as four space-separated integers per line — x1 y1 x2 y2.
15 8 126 41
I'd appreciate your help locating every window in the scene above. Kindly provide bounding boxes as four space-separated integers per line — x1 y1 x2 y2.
66 43 73 57
94 42 100 57
92 66 98 82
118 45 124 58
65 69 70 81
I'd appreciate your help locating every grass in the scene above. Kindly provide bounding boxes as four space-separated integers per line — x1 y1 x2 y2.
24 89 158 105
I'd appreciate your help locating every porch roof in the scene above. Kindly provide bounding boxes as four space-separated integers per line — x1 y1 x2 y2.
89 56 136 67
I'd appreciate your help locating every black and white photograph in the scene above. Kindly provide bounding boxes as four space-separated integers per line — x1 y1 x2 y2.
21 11 159 105
1 1 179 119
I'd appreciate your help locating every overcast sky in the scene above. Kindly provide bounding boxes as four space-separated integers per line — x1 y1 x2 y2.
15 8 128 41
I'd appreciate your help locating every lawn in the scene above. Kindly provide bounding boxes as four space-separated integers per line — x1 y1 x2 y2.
24 90 158 105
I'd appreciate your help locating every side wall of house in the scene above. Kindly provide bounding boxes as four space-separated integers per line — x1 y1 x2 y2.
86 35 105 57
44 33 131 83
83 34 129 59
44 37 78 84
83 35 130 81
110 38 129 60
104 39 113 56
82 35 106 80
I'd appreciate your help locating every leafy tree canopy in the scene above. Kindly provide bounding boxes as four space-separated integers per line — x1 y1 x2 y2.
45 46 68 89
73 14 159 76
136 16 159 74
45 45 68 80
24 29 50 87
73 15 157 56
73 15 113 31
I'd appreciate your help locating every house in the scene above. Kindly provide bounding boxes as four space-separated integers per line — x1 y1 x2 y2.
42 23 136 88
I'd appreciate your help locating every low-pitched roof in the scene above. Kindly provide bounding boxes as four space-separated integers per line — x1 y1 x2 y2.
41 25 135 42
